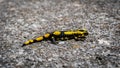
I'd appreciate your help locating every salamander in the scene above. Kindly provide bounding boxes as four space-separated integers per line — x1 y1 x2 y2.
22 29 88 47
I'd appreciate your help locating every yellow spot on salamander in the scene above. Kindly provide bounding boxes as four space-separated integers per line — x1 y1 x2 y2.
64 31 73 35
29 40 34 43
74 31 84 34
44 33 50 38
36 36 43 41
53 31 61 35
52 36 54 38
24 41 30 45
24 39 34 45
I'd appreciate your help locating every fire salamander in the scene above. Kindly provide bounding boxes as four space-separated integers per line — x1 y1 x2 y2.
22 29 88 47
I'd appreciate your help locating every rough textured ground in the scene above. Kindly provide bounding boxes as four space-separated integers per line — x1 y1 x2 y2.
0 0 120 68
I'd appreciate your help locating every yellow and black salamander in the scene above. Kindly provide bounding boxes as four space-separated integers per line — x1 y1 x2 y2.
22 29 88 47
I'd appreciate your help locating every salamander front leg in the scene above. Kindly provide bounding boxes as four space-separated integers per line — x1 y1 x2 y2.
51 36 58 44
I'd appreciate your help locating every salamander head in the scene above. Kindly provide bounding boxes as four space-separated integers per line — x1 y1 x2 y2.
78 29 89 36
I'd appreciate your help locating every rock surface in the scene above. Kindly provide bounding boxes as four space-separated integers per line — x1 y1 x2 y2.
0 0 120 68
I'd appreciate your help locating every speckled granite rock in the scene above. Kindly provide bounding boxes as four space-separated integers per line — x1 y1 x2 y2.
0 0 120 68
